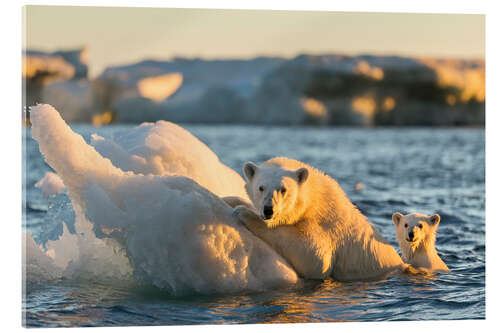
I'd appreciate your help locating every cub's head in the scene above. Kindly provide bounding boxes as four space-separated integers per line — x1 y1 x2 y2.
392 212 441 250
242 161 309 226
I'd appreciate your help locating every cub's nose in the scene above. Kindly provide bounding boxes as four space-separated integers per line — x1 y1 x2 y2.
263 205 273 219
408 231 414 240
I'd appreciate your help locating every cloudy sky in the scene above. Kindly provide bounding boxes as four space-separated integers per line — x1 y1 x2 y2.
24 6 485 77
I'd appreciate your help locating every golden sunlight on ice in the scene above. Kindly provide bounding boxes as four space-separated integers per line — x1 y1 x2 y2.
301 97 327 118
137 73 183 102
92 111 114 127
352 96 377 117
353 61 384 80
419 58 485 102
22 55 75 82
382 96 396 111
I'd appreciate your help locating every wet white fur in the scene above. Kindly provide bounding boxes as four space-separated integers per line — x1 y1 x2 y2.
235 157 405 281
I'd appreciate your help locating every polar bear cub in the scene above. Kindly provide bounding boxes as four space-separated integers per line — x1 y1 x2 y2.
392 212 449 273
233 157 405 281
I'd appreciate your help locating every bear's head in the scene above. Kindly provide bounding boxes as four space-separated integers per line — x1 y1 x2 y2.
242 161 309 226
392 212 441 251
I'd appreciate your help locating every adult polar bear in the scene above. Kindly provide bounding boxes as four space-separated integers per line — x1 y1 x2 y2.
234 157 405 281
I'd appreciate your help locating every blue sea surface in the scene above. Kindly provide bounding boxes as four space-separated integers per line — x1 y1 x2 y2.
23 125 485 327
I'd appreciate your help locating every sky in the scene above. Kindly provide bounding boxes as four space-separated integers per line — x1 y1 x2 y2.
24 6 485 78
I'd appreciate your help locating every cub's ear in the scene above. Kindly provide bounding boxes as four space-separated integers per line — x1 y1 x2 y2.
296 168 309 185
243 162 258 182
392 212 403 226
429 214 441 226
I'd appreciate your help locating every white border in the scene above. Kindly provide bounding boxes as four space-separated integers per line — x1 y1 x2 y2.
2 1 498 332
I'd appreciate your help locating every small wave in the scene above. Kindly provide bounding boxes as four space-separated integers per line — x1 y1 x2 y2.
26 204 47 213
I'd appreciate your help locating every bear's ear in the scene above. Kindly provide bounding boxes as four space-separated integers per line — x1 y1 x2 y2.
296 168 309 185
429 214 441 226
392 212 403 226
243 162 258 182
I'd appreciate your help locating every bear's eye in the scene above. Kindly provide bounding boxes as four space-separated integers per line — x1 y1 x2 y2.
418 224 423 229
404 223 408 228
280 188 286 194
258 186 264 192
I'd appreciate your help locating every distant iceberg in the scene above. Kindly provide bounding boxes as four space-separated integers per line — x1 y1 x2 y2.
23 50 484 126
23 48 91 124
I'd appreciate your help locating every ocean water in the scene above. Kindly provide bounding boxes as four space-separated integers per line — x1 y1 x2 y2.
23 124 485 327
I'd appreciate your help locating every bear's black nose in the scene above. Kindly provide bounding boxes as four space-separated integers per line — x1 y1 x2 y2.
263 205 273 219
408 231 414 240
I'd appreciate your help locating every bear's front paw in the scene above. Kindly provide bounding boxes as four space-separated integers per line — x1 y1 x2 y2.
233 205 257 228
